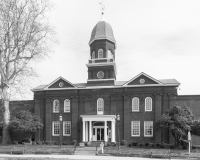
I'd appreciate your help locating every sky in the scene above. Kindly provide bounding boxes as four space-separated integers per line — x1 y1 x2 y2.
23 0 200 100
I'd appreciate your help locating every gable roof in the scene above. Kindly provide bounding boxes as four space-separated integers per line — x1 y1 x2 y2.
43 76 77 90
123 72 163 86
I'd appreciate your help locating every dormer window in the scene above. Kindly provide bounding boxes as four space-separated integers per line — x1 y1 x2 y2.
98 49 103 58
92 51 95 59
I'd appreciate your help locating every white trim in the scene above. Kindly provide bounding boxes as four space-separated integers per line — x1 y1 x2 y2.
87 78 115 81
145 97 152 111
86 62 117 75
32 83 179 92
98 49 104 58
52 121 60 136
97 98 104 115
81 115 116 122
144 121 153 137
131 121 140 137
63 121 71 136
132 97 139 112
44 76 78 89
53 99 60 113
64 99 70 113
123 72 163 86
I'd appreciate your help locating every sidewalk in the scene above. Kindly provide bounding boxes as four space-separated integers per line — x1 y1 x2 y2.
0 154 193 160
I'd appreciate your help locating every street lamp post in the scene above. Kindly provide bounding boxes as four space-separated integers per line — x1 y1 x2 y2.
59 114 63 148
116 114 120 150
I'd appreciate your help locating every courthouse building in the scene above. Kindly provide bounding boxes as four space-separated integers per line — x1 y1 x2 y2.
31 13 200 145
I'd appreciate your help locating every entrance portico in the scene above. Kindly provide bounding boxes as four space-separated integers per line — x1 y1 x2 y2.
81 115 116 142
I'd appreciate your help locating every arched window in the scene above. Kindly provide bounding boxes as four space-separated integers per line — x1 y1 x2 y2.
64 99 70 112
53 99 60 113
98 49 103 58
97 98 104 114
145 97 152 111
107 50 113 58
92 51 95 59
132 97 139 111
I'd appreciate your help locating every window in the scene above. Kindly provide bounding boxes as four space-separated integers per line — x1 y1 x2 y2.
53 99 60 113
132 97 139 111
144 121 153 137
131 121 140 136
145 97 152 111
63 121 71 136
98 49 103 58
52 121 60 136
107 50 113 58
92 51 95 59
97 98 104 114
64 99 70 112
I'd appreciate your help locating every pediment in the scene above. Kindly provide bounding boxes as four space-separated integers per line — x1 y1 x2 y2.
123 72 163 86
44 77 77 89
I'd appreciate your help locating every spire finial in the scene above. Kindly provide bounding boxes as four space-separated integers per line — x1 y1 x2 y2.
99 1 105 21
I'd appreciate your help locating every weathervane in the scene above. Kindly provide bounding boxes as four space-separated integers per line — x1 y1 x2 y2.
99 1 105 14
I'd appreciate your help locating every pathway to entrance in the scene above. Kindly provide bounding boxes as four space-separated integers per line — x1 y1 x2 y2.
74 146 97 155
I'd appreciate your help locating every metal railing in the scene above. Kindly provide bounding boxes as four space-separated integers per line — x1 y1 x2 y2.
73 140 77 154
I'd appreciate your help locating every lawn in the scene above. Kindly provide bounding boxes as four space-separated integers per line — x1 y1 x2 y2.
104 145 200 159
0 144 74 155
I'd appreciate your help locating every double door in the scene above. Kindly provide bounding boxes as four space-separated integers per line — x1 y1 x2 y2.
93 127 104 141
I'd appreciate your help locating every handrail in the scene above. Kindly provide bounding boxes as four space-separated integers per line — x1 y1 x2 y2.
73 140 77 154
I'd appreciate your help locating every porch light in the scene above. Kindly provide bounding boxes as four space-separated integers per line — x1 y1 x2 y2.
59 114 63 122
116 114 120 121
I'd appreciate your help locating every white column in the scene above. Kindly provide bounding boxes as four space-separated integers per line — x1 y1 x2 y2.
82 121 85 142
89 121 92 142
111 120 115 142
85 121 88 142
104 121 107 142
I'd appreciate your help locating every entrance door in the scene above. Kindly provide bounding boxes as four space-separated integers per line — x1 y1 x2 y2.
97 128 104 141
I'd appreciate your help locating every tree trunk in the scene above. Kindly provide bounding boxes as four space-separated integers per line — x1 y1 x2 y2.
1 86 11 145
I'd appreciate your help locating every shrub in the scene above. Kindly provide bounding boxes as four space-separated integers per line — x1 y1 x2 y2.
151 144 155 147
132 141 138 146
139 144 143 147
36 141 42 145
170 145 175 149
183 146 188 149
160 144 165 148
156 143 160 148
145 142 149 146
120 140 127 146
32 141 36 145
13 141 18 144
128 143 132 147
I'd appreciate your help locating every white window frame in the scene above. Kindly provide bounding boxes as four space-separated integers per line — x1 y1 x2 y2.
97 98 104 115
132 97 139 111
98 49 103 58
64 99 70 112
53 99 60 113
145 97 152 111
63 121 71 136
144 121 153 137
131 121 140 137
92 51 95 59
52 121 60 136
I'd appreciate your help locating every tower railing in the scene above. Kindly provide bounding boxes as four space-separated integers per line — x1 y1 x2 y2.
88 58 114 64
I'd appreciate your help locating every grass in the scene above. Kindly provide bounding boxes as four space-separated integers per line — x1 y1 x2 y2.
104 145 200 159
0 144 74 155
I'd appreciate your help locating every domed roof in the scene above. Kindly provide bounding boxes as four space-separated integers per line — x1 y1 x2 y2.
89 20 116 47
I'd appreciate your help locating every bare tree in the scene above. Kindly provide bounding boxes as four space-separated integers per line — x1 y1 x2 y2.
0 0 54 144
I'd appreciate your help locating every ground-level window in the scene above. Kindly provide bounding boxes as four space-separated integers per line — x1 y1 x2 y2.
52 121 60 136
64 99 70 112
131 121 140 136
145 97 152 111
132 97 139 111
53 99 60 113
97 98 104 114
144 121 153 137
63 121 71 136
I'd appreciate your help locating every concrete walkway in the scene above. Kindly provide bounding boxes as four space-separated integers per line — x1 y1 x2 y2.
0 154 193 160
